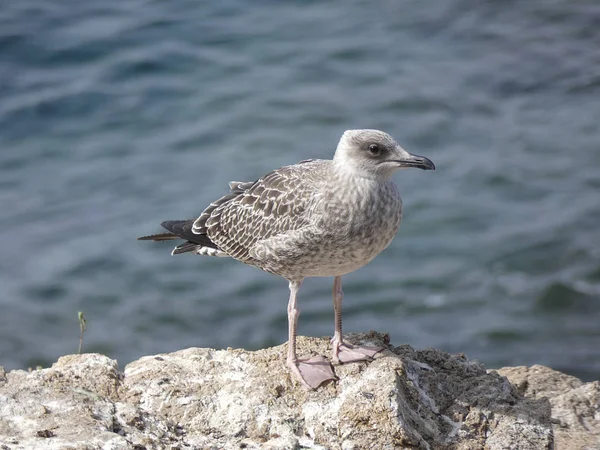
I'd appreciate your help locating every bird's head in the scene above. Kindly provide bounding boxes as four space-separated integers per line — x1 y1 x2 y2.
333 129 435 179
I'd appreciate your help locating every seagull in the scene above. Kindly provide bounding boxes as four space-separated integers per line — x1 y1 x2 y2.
138 129 435 389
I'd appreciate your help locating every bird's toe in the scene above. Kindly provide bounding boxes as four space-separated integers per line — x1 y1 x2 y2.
287 355 337 390
334 343 383 364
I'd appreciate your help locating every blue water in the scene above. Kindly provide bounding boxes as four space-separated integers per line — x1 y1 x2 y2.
1 0 599 380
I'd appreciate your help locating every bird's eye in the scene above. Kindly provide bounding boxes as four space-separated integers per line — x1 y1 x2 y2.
368 144 380 155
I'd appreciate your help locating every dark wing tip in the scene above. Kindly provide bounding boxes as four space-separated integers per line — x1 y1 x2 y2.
161 220 192 233
159 219 221 250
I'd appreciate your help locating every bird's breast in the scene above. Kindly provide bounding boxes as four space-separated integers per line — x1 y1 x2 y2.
250 177 404 279
317 178 402 235
304 179 403 276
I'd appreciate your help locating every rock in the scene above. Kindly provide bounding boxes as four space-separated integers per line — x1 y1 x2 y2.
0 331 574 449
498 365 600 450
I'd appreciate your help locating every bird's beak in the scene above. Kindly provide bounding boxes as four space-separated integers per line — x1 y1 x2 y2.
393 150 435 170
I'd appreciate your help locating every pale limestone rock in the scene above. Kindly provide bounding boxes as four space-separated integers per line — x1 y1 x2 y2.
498 364 600 450
0 332 573 449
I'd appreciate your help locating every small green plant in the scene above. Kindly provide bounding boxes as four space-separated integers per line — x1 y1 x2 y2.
78 311 87 354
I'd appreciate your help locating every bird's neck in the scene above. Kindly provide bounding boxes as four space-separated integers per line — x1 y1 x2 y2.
329 163 397 208
331 158 392 183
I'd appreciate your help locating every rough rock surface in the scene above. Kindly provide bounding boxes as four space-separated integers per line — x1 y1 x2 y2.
0 331 591 449
498 365 600 450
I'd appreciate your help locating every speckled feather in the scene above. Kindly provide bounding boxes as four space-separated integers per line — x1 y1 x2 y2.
195 160 322 263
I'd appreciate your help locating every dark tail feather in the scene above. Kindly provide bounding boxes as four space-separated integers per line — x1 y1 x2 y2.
171 241 199 255
137 232 179 241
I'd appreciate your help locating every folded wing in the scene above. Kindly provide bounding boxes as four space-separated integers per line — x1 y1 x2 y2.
197 161 321 262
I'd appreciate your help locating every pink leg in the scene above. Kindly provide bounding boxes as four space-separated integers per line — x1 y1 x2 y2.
331 276 383 364
286 279 336 389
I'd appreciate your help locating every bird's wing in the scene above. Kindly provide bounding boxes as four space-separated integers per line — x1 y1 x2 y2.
197 160 325 262
191 182 254 236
